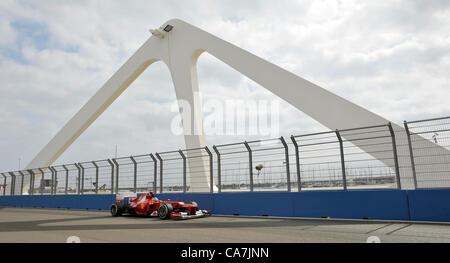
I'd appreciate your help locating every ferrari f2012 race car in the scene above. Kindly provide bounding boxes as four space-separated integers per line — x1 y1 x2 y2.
110 191 211 219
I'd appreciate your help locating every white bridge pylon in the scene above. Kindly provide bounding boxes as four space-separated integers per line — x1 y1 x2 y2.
24 19 443 193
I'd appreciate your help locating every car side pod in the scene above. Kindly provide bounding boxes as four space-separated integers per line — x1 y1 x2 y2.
170 210 212 220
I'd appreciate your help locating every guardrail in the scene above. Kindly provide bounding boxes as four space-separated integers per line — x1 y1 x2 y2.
1 116 450 196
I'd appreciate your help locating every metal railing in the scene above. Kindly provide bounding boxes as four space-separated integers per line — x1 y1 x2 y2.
290 124 401 191
214 138 291 192
404 116 450 188
1 116 450 196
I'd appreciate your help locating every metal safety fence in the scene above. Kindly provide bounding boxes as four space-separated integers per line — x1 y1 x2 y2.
214 138 290 192
1 116 450 196
404 116 450 188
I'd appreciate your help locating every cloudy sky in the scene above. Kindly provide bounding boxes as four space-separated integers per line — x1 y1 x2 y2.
0 0 449 172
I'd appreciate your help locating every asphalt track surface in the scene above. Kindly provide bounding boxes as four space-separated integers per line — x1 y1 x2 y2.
1 207 450 243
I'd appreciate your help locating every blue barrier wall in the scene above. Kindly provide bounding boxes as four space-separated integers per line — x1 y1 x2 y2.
0 194 115 210
1 189 450 222
157 190 411 221
407 188 450 222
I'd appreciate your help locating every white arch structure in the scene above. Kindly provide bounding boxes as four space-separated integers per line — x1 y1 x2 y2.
23 19 448 192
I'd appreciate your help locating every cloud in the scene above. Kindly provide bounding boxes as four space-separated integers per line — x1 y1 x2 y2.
0 0 449 172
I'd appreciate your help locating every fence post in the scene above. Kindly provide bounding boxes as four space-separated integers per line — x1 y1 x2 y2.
106 159 114 194
279 137 291 192
244 141 254 192
62 165 69 195
403 121 418 189
335 130 347 190
73 164 81 194
54 167 58 194
28 170 34 195
13 172 17 195
8 173 13 196
52 167 58 195
178 150 187 193
48 167 54 195
112 159 119 194
149 154 157 193
48 167 54 194
19 171 25 195
38 168 45 195
8 172 15 196
204 146 214 193
212 146 221 193
48 167 53 195
290 136 301 191
78 163 85 194
388 123 402 189
130 156 137 193
8 172 16 196
92 161 99 194
155 153 163 193
1 173 6 196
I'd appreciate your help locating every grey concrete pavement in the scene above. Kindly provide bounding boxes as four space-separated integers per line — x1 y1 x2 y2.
0 207 450 243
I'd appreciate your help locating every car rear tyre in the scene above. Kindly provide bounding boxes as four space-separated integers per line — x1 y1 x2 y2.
158 203 173 219
110 203 123 217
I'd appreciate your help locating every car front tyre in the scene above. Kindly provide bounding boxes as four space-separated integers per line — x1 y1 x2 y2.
158 203 173 219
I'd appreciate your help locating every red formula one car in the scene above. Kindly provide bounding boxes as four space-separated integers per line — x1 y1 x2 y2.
110 191 211 220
